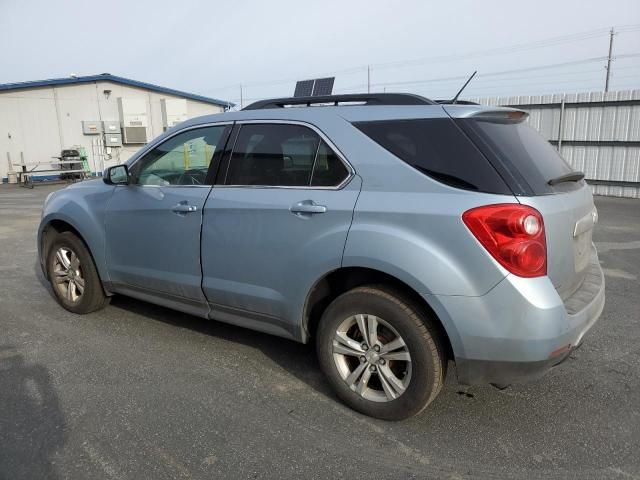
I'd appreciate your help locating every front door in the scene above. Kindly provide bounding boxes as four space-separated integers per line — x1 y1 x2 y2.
201 122 360 338
105 124 231 314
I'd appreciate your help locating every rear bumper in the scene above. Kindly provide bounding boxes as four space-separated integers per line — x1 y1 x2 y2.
427 246 605 385
455 347 573 385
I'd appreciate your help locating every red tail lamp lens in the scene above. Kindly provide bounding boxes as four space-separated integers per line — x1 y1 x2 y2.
462 204 547 278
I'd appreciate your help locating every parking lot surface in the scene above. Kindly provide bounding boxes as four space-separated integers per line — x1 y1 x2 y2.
1 182 639 479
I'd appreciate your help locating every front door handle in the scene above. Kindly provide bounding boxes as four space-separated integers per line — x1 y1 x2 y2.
290 200 327 215
172 203 198 214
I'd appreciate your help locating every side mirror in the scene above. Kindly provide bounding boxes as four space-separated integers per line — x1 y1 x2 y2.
103 165 130 185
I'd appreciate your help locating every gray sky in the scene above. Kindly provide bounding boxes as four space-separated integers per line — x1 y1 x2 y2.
1 0 639 105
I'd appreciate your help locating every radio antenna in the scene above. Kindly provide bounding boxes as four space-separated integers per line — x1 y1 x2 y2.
451 71 477 104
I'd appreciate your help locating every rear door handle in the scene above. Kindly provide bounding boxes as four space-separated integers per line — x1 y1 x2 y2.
290 200 327 215
172 203 198 214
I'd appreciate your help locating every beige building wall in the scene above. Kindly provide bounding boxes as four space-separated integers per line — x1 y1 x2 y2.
0 80 226 181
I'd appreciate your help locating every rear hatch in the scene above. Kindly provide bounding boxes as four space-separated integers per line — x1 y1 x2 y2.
449 106 596 300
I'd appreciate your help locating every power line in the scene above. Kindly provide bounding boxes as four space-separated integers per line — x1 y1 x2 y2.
465 80 640 97
370 56 608 88
226 71 640 104
465 73 640 92
446 65 639 85
369 54 640 90
615 24 640 32
368 30 611 71
208 65 367 92
204 25 640 93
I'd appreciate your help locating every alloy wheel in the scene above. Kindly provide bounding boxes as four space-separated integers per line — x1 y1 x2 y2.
332 314 412 402
52 247 85 303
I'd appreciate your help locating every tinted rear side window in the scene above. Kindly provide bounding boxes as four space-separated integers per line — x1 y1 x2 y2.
459 119 577 195
353 118 511 194
311 140 349 187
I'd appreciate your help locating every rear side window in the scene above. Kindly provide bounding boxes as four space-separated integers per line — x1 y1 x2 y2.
225 123 349 187
459 119 576 195
311 141 349 187
353 119 510 194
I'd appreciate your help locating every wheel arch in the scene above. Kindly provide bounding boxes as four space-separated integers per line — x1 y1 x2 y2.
40 216 109 289
302 266 460 361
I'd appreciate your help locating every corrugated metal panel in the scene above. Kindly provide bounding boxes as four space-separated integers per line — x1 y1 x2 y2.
471 89 640 198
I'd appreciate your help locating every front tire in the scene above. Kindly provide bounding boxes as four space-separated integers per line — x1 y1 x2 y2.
46 231 109 314
316 286 446 420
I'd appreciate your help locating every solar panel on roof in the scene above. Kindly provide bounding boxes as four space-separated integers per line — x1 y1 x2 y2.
293 77 336 98
294 80 314 97
311 77 335 96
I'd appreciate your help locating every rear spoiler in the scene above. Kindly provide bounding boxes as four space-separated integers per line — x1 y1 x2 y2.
442 106 529 124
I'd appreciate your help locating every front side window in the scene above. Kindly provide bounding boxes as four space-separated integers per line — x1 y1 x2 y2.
225 123 349 187
134 126 227 186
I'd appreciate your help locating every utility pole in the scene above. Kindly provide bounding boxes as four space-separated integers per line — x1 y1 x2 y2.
367 65 371 93
239 84 243 109
604 27 615 92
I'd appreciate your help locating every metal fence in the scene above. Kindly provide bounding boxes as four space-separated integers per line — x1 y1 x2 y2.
472 89 640 198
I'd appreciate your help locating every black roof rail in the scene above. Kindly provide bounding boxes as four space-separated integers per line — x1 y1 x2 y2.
435 99 480 105
242 93 436 110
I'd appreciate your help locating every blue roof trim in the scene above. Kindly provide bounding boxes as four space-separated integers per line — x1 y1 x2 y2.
0 74 233 107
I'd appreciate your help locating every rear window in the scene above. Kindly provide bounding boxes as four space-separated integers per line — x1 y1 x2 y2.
459 119 578 195
353 118 510 194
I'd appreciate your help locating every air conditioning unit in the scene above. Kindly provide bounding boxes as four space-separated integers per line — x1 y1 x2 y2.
161 98 188 130
117 97 148 144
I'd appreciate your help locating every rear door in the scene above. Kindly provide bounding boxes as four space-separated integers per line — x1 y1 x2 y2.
201 121 360 339
105 124 231 314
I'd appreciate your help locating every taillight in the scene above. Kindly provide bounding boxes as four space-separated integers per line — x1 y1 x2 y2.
462 204 547 278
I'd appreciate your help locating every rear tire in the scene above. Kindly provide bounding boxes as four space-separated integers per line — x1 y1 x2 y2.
316 285 446 421
46 231 109 314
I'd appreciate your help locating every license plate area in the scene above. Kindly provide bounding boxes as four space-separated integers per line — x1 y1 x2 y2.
573 210 595 273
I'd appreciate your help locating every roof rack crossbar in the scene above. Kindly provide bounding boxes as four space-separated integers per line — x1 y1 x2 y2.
243 93 436 110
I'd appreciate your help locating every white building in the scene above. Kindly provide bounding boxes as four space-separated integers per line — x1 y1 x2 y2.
0 73 231 182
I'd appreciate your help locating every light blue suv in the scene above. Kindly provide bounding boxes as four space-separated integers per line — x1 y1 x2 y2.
38 93 605 420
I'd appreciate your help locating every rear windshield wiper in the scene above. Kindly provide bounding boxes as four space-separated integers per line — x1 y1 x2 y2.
547 171 585 186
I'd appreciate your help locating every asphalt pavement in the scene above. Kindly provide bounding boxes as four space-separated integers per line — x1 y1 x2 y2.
1 182 639 479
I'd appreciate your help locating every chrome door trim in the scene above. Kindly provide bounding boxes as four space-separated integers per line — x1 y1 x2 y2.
116 184 214 189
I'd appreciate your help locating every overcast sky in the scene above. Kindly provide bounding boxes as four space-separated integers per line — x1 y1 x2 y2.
1 0 638 106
